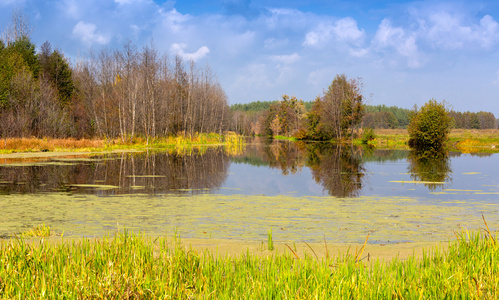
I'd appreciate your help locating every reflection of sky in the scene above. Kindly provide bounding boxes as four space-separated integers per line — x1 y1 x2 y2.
221 152 499 206
220 163 325 196
363 153 499 204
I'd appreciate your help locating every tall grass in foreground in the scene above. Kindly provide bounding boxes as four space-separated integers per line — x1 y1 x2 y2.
0 228 498 299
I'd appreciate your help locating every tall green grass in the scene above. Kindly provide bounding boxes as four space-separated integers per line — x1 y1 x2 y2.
0 225 498 299
19 224 51 238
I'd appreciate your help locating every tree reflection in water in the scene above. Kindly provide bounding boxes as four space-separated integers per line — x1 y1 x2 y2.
0 148 230 195
231 138 307 175
231 139 366 197
407 150 453 191
0 139 469 197
304 143 366 197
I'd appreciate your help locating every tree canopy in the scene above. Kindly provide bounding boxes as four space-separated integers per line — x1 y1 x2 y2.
408 99 453 153
303 74 364 140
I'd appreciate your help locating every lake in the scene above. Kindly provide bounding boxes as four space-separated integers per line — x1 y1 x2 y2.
0 138 497 245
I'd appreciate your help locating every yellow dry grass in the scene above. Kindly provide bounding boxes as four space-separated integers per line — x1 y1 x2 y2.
0 137 104 152
375 128 499 137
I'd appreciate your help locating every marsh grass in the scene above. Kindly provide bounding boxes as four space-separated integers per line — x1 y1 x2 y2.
0 138 104 153
274 135 297 141
1 221 498 299
19 224 51 238
224 132 246 155
0 133 243 154
267 228 274 251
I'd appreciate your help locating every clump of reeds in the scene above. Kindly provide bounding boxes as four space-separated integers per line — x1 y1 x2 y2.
0 220 498 298
19 224 51 238
224 132 246 155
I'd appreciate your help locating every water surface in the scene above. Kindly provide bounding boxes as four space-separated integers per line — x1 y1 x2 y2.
0 139 497 244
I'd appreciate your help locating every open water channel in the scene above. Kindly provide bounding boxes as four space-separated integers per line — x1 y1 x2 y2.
0 138 498 245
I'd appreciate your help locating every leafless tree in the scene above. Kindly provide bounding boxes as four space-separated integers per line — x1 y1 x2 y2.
1 8 32 45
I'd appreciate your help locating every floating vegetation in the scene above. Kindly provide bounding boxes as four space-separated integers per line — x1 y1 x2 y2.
389 180 446 185
1 193 497 245
70 184 119 190
444 189 482 192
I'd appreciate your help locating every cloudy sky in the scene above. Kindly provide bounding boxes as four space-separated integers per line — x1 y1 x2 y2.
1 0 499 115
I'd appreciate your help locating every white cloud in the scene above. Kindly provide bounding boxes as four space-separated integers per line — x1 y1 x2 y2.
72 21 110 46
269 53 300 64
303 31 319 47
332 17 365 45
303 17 365 47
159 8 190 34
405 3 499 51
373 19 420 68
420 12 499 50
478 15 499 49
170 43 210 61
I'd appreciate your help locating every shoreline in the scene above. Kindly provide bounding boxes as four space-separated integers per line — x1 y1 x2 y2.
5 234 448 261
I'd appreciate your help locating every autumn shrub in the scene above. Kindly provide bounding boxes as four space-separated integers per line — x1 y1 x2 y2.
361 127 376 144
408 99 453 152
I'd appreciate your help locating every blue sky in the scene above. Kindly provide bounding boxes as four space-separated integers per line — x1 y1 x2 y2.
1 0 499 116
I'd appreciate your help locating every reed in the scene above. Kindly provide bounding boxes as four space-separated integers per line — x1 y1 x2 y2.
267 228 274 251
224 132 246 155
0 222 497 299
19 224 51 238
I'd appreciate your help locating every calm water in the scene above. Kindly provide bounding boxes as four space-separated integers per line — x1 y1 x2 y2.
0 139 498 244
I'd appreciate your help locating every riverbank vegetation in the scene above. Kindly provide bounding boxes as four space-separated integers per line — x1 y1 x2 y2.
369 128 499 153
0 133 243 154
1 11 229 145
0 223 497 298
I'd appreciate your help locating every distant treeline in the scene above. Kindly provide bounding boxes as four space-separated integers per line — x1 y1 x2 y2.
0 11 229 142
230 101 497 134
232 75 364 140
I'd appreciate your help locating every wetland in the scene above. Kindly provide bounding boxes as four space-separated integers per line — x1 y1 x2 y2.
1 137 497 248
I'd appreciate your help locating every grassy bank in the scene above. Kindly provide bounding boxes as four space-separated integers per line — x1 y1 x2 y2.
368 129 499 152
0 133 244 154
1 224 498 299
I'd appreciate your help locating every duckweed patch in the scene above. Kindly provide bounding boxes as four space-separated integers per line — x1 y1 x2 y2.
1 193 497 245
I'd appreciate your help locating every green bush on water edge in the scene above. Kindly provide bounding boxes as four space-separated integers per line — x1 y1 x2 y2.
0 222 498 299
